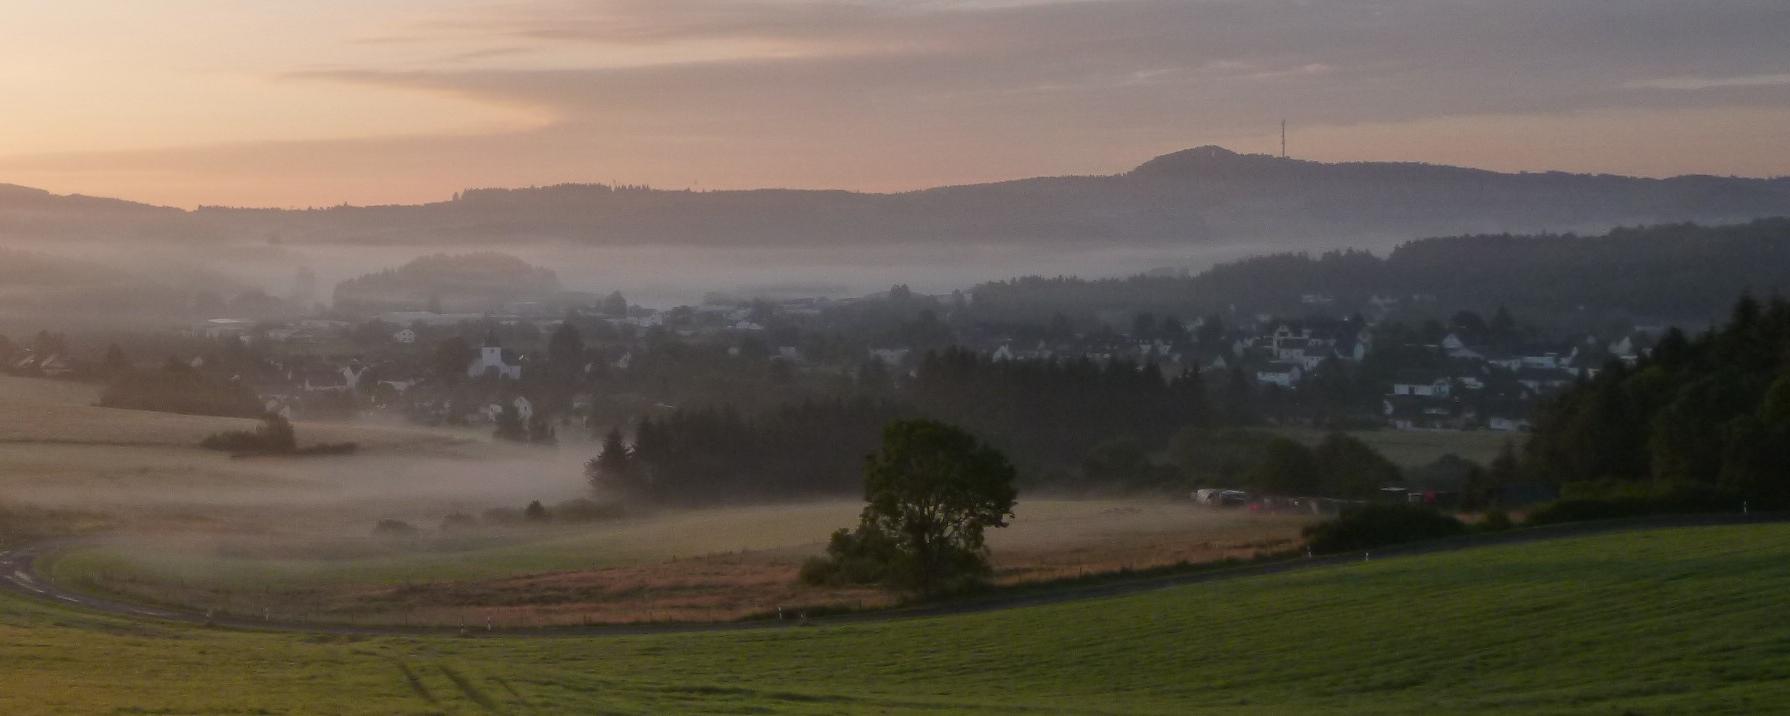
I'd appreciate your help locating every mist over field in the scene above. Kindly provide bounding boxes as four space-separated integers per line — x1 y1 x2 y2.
4 2 1790 712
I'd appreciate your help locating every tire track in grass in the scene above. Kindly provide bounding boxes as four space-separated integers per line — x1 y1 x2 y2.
387 656 437 706
487 676 532 710
438 663 499 713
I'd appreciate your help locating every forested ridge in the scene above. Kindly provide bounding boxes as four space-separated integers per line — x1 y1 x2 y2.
971 219 1790 327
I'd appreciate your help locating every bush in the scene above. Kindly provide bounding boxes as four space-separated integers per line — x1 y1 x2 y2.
1478 509 1514 532
1303 503 1466 554
201 413 297 454
523 500 550 523
1523 488 1741 527
800 527 904 587
296 442 358 456
371 519 419 537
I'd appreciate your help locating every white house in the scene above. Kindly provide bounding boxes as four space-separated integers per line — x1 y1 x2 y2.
1391 377 1452 398
467 345 523 380
1488 416 1532 432
483 395 534 422
1255 362 1303 388
1441 334 1483 360
869 348 911 367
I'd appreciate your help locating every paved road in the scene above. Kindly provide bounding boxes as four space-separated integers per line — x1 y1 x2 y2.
2 512 1783 638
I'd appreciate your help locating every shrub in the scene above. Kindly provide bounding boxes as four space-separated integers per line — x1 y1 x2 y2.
523 500 550 523
1523 487 1740 526
371 519 419 537
800 527 904 587
1303 503 1466 554
201 413 297 454
296 442 358 456
1478 509 1514 532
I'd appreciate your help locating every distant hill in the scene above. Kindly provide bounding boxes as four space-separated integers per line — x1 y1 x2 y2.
332 253 563 314
967 219 1790 329
5 147 1790 247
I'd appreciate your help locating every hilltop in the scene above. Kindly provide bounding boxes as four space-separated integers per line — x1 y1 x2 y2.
4 147 1789 247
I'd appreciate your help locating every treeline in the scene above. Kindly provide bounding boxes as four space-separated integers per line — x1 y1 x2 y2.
99 360 264 417
605 349 1216 504
611 398 912 502
906 348 1208 469
970 219 1790 327
331 252 563 313
1522 295 1790 508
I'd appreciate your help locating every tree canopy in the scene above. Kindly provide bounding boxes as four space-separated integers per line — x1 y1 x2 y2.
804 420 1018 593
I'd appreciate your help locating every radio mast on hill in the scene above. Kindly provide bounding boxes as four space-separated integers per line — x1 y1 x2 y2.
1280 119 1287 158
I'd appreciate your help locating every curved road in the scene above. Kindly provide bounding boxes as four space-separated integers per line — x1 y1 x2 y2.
3 512 1783 638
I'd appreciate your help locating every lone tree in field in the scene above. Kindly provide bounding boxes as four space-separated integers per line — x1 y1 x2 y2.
804 419 1018 593
585 427 643 495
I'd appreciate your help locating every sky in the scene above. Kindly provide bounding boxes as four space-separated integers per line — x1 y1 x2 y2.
1 0 1787 208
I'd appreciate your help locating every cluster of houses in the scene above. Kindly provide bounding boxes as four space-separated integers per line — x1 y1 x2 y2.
973 313 1662 433
1374 330 1656 432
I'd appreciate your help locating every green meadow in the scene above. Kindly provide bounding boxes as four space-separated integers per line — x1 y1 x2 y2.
4 523 1788 714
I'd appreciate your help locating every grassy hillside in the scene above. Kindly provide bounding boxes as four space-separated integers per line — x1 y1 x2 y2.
5 523 1788 714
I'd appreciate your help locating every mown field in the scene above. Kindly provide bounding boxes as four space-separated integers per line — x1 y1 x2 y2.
0 374 467 452
0 375 1308 625
3 523 1787 714
48 500 1308 625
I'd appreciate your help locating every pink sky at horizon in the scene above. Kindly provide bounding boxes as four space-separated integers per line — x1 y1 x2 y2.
2 0 1786 209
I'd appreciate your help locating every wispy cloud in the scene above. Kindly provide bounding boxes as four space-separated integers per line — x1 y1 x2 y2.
1627 73 1790 91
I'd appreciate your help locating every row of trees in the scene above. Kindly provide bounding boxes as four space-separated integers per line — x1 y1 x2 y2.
1522 295 1790 508
586 399 911 503
584 347 1233 503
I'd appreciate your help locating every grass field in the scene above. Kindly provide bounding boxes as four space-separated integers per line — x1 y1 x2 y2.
1268 426 1521 467
4 523 1788 714
0 374 470 452
49 500 1309 625
0 375 1309 625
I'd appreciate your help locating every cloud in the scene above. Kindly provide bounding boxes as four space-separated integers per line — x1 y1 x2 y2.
1627 73 1790 91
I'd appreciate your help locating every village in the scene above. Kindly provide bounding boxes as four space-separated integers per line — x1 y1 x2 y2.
3 278 1658 442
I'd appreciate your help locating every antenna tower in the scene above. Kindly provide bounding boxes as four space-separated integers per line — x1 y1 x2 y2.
1280 119 1287 158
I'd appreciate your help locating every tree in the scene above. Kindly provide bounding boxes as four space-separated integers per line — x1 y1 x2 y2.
1196 314 1226 347
586 427 639 494
812 420 1018 592
493 403 528 442
523 500 550 522
433 336 473 383
602 291 629 317
1312 432 1401 498
1131 312 1157 340
1080 437 1152 491
104 344 129 374
547 322 585 379
1247 437 1322 496
526 412 558 445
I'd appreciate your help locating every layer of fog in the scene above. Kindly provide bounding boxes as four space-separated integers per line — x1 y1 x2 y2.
3 235 1408 314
